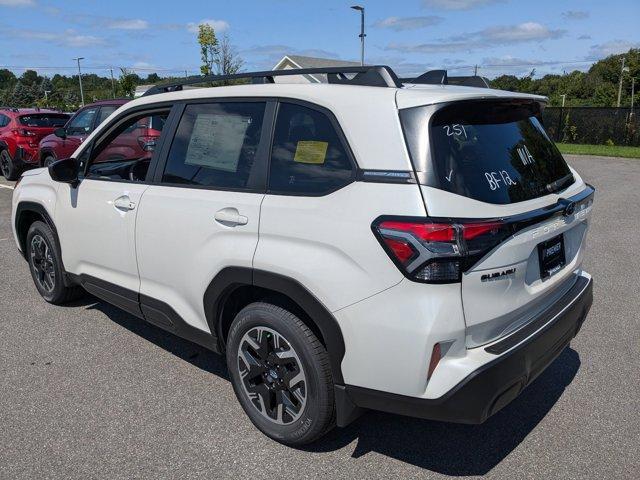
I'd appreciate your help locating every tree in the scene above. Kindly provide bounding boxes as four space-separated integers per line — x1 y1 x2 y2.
118 68 137 97
19 69 40 87
11 82 37 107
198 23 219 75
213 33 244 83
0 69 17 90
145 73 161 84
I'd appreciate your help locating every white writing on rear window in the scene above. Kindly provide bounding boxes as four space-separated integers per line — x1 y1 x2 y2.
442 124 467 139
485 171 517 191
517 144 535 166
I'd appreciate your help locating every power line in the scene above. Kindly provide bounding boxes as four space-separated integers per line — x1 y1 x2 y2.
0 65 198 73
1 58 599 74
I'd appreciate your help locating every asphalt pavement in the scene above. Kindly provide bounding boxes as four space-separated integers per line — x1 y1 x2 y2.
0 155 638 479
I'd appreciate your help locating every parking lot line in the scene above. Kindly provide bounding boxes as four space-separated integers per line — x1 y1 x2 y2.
0 184 14 189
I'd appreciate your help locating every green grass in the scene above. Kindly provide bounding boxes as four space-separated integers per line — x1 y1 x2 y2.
556 143 640 159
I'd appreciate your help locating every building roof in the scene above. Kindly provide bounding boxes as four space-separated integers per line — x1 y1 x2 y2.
272 55 361 83
276 55 360 70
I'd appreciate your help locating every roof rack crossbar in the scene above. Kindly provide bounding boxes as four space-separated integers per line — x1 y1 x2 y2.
142 65 402 96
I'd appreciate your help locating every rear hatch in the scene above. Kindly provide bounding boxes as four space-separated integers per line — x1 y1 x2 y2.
399 98 594 347
17 112 69 144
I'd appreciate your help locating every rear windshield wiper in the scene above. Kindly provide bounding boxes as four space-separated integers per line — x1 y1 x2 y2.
546 173 575 194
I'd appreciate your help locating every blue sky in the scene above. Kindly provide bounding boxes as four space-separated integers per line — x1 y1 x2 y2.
0 0 639 79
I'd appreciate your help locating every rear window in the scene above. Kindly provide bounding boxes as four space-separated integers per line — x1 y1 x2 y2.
18 114 69 127
401 100 573 204
268 102 354 195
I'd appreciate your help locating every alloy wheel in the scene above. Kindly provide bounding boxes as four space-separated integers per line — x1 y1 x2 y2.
29 234 56 293
237 326 307 425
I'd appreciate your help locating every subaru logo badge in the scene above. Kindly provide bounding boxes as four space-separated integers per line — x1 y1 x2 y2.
561 200 576 217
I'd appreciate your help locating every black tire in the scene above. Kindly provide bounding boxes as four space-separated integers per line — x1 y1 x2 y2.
0 149 20 181
26 221 84 304
41 153 56 168
226 302 335 445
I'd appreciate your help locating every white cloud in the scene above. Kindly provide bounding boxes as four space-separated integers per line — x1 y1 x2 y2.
387 22 565 54
0 0 35 6
587 40 640 60
11 28 107 47
129 62 160 72
107 19 149 30
387 41 469 54
187 19 229 34
480 22 565 42
422 0 503 10
481 55 558 68
561 10 590 21
373 16 443 32
62 33 107 48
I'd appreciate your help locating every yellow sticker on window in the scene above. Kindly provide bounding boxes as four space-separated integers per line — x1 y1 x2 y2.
294 141 328 164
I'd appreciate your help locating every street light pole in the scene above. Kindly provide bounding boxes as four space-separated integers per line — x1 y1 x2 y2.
109 68 116 98
560 94 566 107
351 5 365 66
73 57 85 106
631 77 636 117
616 57 629 108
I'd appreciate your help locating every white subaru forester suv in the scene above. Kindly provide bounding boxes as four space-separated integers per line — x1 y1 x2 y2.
11 66 594 445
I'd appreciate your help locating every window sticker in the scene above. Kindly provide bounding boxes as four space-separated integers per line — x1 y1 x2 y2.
293 141 328 164
185 113 251 172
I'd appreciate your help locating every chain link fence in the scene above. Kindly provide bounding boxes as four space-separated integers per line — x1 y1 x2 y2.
542 107 639 146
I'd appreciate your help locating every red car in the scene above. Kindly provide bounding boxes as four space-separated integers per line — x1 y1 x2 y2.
0 107 70 180
38 99 129 169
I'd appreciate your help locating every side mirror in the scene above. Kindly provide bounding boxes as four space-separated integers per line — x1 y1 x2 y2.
49 157 79 186
54 127 67 139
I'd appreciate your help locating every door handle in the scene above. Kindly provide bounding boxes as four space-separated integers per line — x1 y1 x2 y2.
113 195 136 211
214 207 248 227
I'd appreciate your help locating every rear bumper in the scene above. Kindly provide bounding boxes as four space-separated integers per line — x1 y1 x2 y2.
337 274 592 426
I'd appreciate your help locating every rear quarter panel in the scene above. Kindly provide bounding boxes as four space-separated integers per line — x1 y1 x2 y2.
253 181 428 312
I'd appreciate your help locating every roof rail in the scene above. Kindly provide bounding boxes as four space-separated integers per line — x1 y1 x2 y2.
400 70 490 89
142 65 402 96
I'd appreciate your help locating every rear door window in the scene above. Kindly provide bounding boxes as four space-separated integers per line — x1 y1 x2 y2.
401 101 573 204
268 102 355 195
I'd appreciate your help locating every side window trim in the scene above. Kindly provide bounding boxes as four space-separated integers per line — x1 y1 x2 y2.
91 106 104 132
149 102 185 184
79 104 175 185
266 98 358 197
151 98 277 194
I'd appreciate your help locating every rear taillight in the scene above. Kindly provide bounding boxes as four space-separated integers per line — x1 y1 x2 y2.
372 217 511 283
12 128 36 138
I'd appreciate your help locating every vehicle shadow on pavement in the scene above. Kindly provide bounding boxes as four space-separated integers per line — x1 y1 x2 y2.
70 295 580 476
70 295 230 380
307 347 581 476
